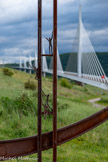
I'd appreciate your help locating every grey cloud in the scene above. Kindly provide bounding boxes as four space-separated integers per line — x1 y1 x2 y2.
0 0 108 64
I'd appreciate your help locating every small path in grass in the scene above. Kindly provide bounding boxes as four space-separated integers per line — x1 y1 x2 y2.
88 98 106 108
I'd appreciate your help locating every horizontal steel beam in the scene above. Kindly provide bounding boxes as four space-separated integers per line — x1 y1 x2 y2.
0 107 108 160
41 54 53 57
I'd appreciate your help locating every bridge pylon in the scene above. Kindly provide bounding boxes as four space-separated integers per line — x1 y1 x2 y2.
77 5 82 77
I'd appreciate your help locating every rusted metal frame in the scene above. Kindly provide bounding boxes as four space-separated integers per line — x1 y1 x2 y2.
1 0 108 161
0 107 108 160
53 0 57 161
38 0 42 161
41 54 53 57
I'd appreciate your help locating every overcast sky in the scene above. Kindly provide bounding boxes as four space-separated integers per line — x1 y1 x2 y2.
0 0 108 63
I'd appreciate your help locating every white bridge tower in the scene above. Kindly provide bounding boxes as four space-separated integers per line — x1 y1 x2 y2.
77 5 82 77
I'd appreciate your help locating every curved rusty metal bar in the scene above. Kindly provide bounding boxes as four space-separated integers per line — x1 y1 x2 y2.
0 107 108 160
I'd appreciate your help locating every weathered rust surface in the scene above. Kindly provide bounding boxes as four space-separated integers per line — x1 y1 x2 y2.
0 107 108 160
41 54 53 57
53 0 58 161
37 0 42 161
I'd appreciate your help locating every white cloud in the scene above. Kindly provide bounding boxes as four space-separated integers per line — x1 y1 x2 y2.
0 0 81 24
3 47 21 55
59 0 75 4
0 0 107 60
93 29 108 36
0 46 35 63
0 0 37 24
2 46 34 55
0 36 8 43
88 28 108 40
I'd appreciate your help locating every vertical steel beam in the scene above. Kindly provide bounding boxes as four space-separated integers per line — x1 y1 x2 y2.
53 0 57 161
38 0 42 161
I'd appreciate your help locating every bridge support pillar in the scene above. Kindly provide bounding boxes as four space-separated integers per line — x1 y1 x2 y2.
29 69 31 74
43 72 46 77
77 5 82 77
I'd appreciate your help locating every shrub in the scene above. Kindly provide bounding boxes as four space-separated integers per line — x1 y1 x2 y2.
0 94 37 116
58 102 68 112
60 78 71 88
84 86 88 92
14 93 36 116
32 92 38 97
3 68 14 77
0 104 3 117
24 80 36 90
100 96 108 104
0 97 14 113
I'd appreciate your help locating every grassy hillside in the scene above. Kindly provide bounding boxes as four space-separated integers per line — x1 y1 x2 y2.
0 68 108 161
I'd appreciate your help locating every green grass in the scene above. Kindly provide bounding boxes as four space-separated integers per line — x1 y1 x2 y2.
98 96 108 106
0 68 108 161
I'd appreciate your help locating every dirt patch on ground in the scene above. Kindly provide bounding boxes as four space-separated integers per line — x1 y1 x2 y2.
88 98 106 108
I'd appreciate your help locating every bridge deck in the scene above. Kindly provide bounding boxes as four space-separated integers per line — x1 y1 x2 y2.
12 67 108 90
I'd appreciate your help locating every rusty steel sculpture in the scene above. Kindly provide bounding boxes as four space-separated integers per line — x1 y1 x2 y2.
0 0 108 162
41 90 53 119
29 65 53 119
45 31 53 54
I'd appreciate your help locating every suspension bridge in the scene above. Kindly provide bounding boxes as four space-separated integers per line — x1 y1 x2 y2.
0 2 108 161
15 6 108 90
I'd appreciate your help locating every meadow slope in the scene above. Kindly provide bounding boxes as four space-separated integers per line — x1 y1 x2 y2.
0 68 108 162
